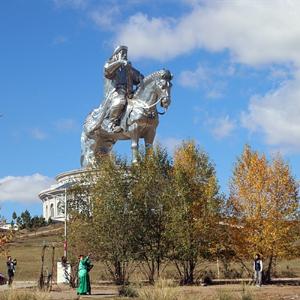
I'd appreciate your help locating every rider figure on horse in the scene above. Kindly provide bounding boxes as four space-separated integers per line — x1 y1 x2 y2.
104 45 144 133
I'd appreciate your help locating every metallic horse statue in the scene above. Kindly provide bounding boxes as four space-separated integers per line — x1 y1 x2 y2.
81 69 172 167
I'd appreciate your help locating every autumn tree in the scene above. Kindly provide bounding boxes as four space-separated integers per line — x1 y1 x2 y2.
228 145 299 282
0 210 13 256
167 141 222 284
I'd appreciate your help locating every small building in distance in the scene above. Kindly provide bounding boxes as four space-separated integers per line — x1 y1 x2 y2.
0 223 18 231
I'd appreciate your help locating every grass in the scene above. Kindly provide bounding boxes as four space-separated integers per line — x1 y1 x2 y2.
216 285 254 300
138 279 179 300
1 224 300 283
0 290 49 300
0 224 64 281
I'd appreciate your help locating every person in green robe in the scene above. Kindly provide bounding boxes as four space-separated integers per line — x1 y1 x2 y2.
77 254 93 295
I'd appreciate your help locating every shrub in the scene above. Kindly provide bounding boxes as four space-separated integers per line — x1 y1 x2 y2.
118 284 139 298
241 284 254 300
216 290 236 300
138 279 179 300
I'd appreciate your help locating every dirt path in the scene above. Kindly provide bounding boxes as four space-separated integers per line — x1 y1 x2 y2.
48 283 300 300
1 282 299 299
49 287 118 300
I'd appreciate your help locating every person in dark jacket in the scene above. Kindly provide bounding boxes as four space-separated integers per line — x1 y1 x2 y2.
6 256 17 286
253 254 263 286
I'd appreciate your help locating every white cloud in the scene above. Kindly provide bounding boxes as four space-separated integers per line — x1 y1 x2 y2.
210 115 236 140
179 64 210 88
0 174 55 203
179 63 234 98
241 73 300 151
53 0 300 152
116 0 300 65
89 5 120 30
30 128 47 140
54 118 78 132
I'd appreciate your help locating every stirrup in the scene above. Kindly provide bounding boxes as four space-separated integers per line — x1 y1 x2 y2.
112 125 122 133
109 121 122 133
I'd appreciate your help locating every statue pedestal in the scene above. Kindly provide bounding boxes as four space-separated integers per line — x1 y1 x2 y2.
39 169 88 222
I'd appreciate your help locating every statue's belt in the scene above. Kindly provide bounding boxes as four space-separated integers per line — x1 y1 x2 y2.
114 87 134 99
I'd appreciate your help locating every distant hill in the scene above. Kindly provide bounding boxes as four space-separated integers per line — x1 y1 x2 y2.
0 223 64 281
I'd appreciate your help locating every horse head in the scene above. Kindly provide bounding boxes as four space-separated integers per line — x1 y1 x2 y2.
133 69 173 112
156 69 173 111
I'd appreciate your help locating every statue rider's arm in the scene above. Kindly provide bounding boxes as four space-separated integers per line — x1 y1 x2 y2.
131 67 144 85
104 60 126 79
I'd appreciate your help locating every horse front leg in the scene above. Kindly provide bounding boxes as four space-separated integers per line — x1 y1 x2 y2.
144 128 156 154
130 123 139 164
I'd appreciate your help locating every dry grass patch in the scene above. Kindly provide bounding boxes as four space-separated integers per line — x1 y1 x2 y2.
138 279 184 300
0 290 49 300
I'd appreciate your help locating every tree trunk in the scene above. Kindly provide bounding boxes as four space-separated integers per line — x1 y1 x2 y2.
114 260 124 285
180 260 195 285
265 255 273 283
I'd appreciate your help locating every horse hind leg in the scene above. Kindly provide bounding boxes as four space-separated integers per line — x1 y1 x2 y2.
80 131 97 168
129 123 139 164
94 137 115 162
144 129 156 153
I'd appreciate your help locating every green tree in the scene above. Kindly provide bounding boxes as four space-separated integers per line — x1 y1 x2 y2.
130 146 172 283
93 156 135 284
167 141 221 284
15 210 46 230
20 210 31 229
68 155 135 285
12 211 17 221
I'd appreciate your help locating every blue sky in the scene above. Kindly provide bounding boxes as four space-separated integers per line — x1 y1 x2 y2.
1 0 300 221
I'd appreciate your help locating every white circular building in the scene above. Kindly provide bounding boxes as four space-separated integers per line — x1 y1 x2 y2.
39 169 87 222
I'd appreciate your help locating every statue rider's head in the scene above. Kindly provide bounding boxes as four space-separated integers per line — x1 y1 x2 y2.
112 45 128 61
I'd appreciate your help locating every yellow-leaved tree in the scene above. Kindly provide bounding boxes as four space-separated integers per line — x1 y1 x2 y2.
0 212 13 259
228 145 299 282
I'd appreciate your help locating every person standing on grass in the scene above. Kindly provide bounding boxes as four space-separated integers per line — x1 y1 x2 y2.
77 254 93 295
253 253 263 287
6 256 17 286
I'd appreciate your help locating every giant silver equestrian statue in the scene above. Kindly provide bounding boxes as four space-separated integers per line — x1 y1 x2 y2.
81 45 173 167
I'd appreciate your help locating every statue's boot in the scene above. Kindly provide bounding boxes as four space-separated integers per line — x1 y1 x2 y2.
108 106 123 133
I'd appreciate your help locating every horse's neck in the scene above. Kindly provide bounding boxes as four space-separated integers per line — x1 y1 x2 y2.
134 81 157 104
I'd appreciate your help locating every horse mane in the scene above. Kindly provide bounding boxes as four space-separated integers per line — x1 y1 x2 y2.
134 70 165 96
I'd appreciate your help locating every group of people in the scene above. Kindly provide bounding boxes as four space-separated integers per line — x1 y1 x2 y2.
3 252 261 291
5 253 94 293
74 253 262 294
4 249 262 290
